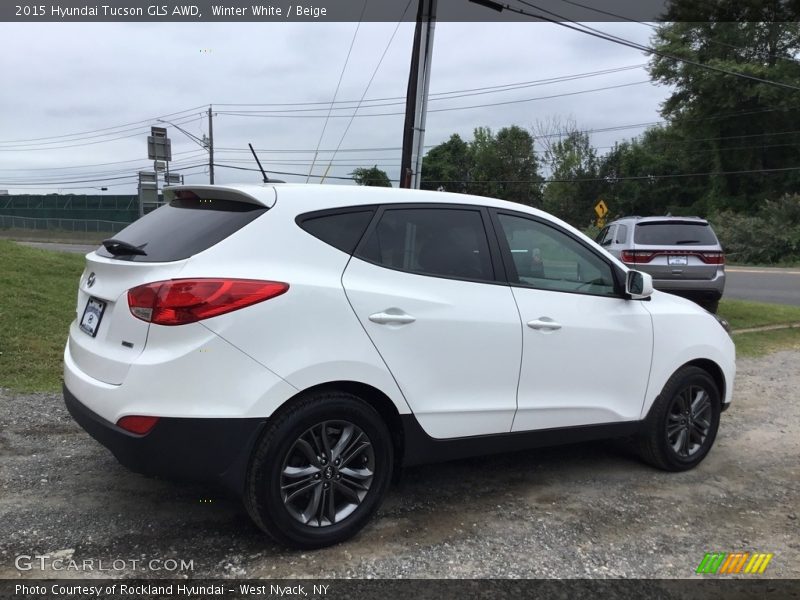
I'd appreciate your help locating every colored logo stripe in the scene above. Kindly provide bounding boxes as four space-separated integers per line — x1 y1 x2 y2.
697 552 773 574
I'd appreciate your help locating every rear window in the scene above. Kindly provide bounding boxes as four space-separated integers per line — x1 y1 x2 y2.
96 197 267 262
634 222 718 246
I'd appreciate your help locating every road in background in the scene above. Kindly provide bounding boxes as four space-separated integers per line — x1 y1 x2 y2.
726 267 800 306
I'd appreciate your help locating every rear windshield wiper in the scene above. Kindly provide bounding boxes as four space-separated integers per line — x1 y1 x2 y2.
101 238 148 256
674 239 701 245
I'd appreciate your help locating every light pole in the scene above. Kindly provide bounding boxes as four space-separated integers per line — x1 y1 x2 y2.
157 108 214 184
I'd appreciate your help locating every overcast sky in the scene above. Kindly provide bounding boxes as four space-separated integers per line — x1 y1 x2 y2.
0 20 669 194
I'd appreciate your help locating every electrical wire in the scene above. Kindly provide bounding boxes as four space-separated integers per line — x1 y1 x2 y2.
322 0 414 181
307 0 368 182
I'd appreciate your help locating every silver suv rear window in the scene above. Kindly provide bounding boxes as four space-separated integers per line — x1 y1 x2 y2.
96 197 267 262
634 222 718 246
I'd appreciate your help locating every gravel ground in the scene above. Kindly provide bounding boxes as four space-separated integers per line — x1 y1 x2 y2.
1 351 798 579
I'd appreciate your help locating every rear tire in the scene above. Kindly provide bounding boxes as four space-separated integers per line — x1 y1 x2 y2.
244 391 393 549
638 366 720 471
701 299 720 314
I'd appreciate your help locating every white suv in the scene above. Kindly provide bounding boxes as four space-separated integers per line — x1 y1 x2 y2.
64 184 735 548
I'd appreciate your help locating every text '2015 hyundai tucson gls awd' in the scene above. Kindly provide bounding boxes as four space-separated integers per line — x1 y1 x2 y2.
64 184 735 548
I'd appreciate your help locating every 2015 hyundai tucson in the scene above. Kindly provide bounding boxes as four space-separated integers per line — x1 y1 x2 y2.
64 184 736 548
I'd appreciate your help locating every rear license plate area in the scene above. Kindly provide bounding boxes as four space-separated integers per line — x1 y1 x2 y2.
79 297 107 337
668 255 688 266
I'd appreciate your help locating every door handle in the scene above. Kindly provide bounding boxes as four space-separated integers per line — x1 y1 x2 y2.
527 318 562 331
369 311 416 325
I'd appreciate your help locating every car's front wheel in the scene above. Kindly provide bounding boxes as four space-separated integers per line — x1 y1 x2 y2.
244 391 393 549
638 366 721 471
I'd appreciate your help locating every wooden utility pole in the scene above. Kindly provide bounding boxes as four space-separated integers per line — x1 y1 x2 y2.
400 0 437 189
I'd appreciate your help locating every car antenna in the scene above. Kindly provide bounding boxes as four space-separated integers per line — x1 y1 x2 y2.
249 143 270 183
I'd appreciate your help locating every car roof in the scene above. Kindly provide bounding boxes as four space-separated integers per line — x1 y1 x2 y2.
612 215 709 225
172 181 554 218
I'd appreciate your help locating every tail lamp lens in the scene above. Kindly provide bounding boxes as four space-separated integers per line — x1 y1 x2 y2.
128 279 289 326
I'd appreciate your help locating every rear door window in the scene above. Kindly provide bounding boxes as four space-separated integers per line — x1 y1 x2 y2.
356 207 495 282
634 222 718 246
96 196 267 262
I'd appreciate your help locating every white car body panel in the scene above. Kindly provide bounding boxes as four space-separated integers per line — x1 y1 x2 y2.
342 255 522 438
510 289 653 431
63 183 735 443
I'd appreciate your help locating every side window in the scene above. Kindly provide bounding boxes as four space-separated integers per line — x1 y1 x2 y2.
497 213 618 297
615 224 628 244
298 209 375 254
595 226 610 245
356 208 494 282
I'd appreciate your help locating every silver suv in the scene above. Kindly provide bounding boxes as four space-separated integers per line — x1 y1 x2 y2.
596 216 725 313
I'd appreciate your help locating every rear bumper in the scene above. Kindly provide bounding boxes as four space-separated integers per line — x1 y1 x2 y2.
64 384 265 495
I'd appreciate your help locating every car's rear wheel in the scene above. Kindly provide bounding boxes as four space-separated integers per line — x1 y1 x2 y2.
638 366 721 471
244 391 392 549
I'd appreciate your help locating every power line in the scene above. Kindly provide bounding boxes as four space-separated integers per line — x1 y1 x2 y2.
0 115 205 152
307 0 368 182
504 0 800 91
323 0 414 180
0 106 207 146
555 0 800 66
215 80 652 119
425 164 800 186
213 63 647 108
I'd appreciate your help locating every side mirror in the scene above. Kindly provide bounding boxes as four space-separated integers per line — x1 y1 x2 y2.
626 270 653 300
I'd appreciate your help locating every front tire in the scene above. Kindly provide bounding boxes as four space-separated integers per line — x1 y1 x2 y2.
638 366 721 471
244 391 393 549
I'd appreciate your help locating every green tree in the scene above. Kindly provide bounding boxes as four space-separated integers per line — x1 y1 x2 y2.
350 166 392 187
421 126 542 206
420 134 471 193
648 4 800 210
542 129 601 226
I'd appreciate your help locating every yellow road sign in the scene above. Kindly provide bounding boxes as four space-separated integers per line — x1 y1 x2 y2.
594 199 608 218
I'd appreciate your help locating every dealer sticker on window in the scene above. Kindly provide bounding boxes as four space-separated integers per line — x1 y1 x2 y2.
79 297 106 337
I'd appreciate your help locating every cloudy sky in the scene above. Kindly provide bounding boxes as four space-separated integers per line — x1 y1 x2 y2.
0 18 669 194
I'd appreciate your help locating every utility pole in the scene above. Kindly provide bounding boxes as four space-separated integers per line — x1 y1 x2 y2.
400 0 437 189
208 105 215 184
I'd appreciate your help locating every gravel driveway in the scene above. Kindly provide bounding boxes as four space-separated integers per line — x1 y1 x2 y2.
1 351 798 579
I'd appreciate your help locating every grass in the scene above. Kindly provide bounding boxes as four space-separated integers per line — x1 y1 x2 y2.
0 239 798 392
0 228 107 244
0 239 85 392
733 327 800 358
718 299 800 330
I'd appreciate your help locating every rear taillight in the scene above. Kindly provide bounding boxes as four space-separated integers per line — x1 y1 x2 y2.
117 415 160 435
699 252 725 265
127 278 288 326
620 250 655 264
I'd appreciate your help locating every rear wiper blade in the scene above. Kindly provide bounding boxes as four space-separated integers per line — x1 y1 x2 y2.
101 238 147 256
674 239 700 245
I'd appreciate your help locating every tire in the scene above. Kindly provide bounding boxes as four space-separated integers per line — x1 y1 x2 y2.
244 391 393 549
702 299 720 314
638 366 721 472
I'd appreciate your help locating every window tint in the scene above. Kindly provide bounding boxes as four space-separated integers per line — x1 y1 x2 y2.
96 197 267 262
634 221 718 245
298 209 375 254
357 208 494 281
615 224 628 244
497 213 617 297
